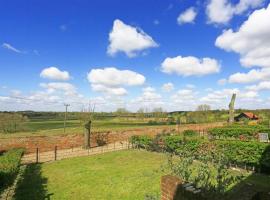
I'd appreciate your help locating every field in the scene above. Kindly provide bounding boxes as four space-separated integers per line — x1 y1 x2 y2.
14 150 167 200
0 117 176 138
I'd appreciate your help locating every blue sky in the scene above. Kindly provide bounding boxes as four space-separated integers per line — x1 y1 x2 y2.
1 0 270 112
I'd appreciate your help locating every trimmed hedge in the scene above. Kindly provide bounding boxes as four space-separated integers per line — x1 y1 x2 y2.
0 148 24 192
131 134 270 173
208 126 270 139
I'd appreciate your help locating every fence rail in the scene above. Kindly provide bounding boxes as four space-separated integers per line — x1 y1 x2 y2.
21 141 131 164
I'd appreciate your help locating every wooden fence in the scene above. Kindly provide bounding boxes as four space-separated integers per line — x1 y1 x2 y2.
21 140 131 164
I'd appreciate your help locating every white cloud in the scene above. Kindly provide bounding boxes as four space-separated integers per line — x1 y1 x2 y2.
107 19 158 57
161 55 220 76
162 82 174 92
87 67 145 96
206 0 264 24
177 7 197 25
40 82 77 96
228 68 270 83
91 84 127 96
246 81 270 91
40 67 70 81
216 4 270 68
2 43 22 53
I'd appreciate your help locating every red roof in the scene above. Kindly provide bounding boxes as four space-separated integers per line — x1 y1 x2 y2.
243 112 258 119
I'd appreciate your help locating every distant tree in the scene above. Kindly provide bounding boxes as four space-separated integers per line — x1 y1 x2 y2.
115 108 129 114
0 113 28 133
196 104 211 111
137 107 145 121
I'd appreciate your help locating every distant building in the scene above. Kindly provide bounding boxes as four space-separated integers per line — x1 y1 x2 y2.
235 112 259 121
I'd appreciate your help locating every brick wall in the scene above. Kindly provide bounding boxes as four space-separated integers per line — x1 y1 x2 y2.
161 175 205 200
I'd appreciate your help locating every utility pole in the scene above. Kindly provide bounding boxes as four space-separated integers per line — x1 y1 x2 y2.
64 104 70 133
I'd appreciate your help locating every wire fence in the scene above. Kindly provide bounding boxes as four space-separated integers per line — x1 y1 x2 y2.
21 140 131 164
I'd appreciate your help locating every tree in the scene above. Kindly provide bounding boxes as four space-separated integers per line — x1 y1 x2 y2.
0 113 28 133
79 103 95 149
196 104 211 111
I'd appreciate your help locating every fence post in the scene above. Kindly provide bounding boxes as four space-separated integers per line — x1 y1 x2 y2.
54 146 57 161
114 142 115 150
36 147 39 163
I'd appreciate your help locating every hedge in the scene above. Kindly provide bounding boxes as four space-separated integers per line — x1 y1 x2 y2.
0 148 24 192
130 134 270 173
208 126 270 139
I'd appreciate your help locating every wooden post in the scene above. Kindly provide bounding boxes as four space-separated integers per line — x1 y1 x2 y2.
36 148 39 163
54 146 57 161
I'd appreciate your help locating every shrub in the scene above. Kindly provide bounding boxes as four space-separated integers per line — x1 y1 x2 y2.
130 135 152 149
0 148 24 192
163 135 182 152
183 130 198 137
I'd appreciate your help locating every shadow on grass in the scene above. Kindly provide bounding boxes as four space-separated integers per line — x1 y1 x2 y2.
14 164 53 200
226 145 270 200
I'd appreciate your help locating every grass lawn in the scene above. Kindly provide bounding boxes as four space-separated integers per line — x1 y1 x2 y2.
14 150 168 200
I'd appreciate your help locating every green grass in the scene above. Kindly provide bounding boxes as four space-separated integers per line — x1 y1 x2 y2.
14 150 168 200
0 118 175 138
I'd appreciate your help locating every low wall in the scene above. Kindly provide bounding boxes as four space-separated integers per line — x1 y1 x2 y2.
0 123 223 153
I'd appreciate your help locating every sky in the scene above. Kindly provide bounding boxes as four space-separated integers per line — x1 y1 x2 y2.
1 0 270 112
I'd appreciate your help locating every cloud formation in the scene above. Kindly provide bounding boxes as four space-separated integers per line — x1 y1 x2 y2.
162 82 174 92
2 43 22 53
87 67 145 96
161 55 220 76
216 4 270 68
206 0 264 24
107 19 158 57
177 7 197 25
40 67 70 81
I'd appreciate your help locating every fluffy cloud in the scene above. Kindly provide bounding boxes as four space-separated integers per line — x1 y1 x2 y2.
87 67 145 96
107 19 158 57
162 82 174 92
91 84 127 96
40 82 77 96
228 68 270 83
40 67 70 81
206 0 264 24
2 43 22 53
216 4 270 68
246 81 270 91
177 7 197 25
161 55 220 76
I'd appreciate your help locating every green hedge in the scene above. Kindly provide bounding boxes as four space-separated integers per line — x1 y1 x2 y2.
0 148 24 192
208 126 270 139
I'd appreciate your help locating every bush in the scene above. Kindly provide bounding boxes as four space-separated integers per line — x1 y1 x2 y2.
163 135 182 152
208 126 270 139
130 135 152 149
0 148 24 191
183 130 198 137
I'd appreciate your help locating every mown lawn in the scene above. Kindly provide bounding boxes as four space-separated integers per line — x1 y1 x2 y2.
14 150 167 200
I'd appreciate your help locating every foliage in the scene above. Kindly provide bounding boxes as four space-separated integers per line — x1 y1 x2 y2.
163 135 182 152
130 135 152 149
196 104 211 111
0 148 24 192
209 125 270 139
0 113 28 133
183 129 198 137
